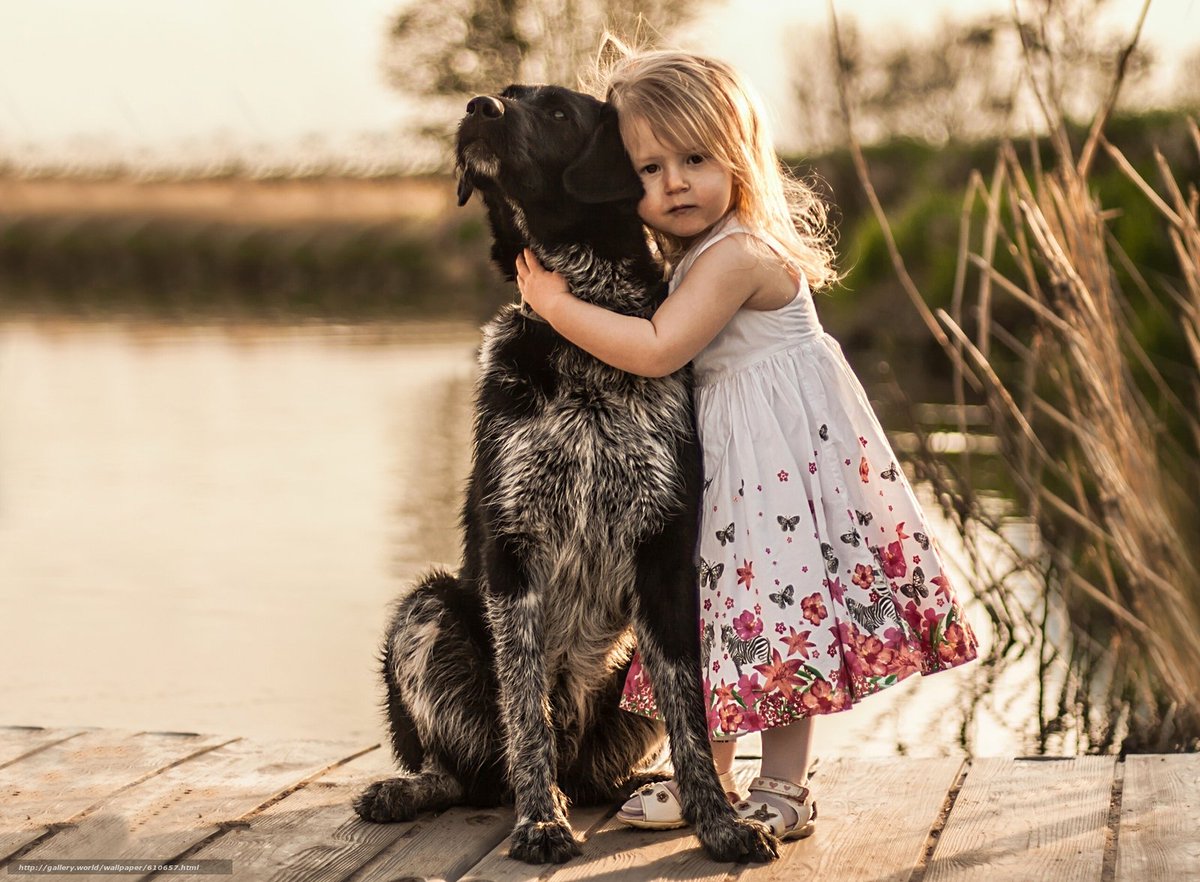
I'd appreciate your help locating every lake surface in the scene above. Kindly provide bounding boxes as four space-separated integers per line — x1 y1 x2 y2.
0 318 1031 757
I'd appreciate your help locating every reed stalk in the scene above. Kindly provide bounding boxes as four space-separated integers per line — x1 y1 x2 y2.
830 0 1200 752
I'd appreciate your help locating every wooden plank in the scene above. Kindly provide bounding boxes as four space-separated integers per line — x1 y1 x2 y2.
178 747 451 882
461 749 673 882
455 760 761 882
342 804 515 882
0 730 231 862
458 803 613 882
12 736 371 869
733 757 963 882
0 728 86 769
925 757 1116 882
1115 754 1200 881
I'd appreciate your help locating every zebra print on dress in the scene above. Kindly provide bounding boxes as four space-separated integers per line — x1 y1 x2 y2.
845 595 902 634
720 624 770 675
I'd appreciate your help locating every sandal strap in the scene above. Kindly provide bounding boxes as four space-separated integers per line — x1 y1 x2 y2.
634 780 684 824
748 776 810 803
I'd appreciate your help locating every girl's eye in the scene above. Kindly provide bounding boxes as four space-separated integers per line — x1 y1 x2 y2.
640 164 659 175
687 154 706 165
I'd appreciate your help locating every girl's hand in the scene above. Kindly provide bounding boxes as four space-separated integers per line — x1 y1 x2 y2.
516 248 571 318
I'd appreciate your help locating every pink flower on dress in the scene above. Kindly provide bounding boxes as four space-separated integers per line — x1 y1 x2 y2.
808 462 817 474
737 559 755 589
852 563 875 590
725 596 735 610
739 710 765 732
778 470 789 482
880 540 907 578
859 457 871 482
717 702 744 734
801 592 827 625
825 576 847 604
754 650 806 698
938 622 973 665
800 676 847 713
902 600 941 644
784 626 815 658
737 671 766 704
931 573 953 601
733 610 763 640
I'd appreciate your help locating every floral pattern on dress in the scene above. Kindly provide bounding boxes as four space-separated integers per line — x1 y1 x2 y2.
616 212 978 738
620 444 980 737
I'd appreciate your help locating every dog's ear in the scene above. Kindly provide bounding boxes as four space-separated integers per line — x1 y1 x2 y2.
456 172 476 207
562 105 642 204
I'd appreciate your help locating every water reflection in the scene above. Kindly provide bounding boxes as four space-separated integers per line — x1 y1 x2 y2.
0 319 476 742
1 319 1027 754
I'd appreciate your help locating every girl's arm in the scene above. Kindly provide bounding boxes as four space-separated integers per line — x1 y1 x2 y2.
516 236 766 378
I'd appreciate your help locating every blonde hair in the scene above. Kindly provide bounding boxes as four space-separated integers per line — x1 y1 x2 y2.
591 39 838 290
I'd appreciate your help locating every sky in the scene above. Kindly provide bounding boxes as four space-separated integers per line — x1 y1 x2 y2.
0 0 1196 172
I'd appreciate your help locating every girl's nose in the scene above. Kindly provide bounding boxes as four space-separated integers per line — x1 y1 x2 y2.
664 166 689 194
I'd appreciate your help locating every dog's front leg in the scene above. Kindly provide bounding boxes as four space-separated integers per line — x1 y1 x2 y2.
633 527 780 863
484 532 581 864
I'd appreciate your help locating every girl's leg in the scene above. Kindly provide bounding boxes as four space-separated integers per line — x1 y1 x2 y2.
738 718 817 833
711 737 736 776
759 717 816 785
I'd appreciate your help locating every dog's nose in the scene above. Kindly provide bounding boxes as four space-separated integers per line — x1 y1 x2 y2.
466 96 504 119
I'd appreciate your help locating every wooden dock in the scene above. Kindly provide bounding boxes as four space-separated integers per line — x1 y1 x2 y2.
1 726 1197 881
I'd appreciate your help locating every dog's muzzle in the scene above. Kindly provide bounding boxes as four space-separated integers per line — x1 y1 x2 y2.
456 95 507 206
465 95 504 119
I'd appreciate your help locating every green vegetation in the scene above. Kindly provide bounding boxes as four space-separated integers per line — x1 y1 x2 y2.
0 208 508 322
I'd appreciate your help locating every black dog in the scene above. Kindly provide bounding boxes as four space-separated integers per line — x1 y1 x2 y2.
353 85 777 865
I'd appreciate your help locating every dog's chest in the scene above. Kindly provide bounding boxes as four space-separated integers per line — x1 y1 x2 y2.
480 325 690 546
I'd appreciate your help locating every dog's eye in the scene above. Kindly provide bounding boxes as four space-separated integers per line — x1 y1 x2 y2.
551 110 567 120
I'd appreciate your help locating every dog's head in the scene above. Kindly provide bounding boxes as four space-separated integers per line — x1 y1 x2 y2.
454 84 644 278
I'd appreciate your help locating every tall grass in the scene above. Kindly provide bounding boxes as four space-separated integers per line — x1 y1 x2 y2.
834 3 1200 752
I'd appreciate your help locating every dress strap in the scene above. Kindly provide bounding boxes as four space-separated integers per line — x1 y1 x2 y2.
669 213 746 291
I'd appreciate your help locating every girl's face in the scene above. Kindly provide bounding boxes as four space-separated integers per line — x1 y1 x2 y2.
622 116 734 246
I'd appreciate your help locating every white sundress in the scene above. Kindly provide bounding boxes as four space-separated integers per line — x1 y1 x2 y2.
620 214 979 738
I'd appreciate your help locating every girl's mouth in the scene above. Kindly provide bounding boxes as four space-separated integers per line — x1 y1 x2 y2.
669 205 697 214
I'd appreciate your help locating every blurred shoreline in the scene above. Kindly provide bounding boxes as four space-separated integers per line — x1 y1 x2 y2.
0 174 455 225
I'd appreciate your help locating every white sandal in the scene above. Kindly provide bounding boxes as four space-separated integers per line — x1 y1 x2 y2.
735 776 817 840
616 771 740 830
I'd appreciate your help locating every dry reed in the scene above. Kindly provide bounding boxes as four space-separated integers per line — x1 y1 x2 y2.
831 0 1200 752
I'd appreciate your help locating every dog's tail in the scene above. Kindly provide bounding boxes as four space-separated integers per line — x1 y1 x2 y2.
378 569 460 769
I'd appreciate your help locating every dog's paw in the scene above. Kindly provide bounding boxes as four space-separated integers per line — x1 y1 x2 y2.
509 819 582 864
352 778 418 823
697 817 780 863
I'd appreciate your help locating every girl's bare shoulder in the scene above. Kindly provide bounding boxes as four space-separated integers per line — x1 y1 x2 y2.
701 232 798 310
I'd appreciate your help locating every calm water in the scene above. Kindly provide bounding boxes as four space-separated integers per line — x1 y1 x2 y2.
0 318 1029 755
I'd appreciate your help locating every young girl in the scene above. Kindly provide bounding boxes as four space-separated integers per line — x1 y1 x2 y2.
516 47 978 840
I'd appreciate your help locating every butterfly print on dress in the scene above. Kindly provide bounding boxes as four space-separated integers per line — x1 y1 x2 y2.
715 523 735 546
839 528 861 547
700 558 725 589
880 462 899 481
768 584 795 608
777 515 800 532
899 566 928 599
855 510 873 527
820 542 839 573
